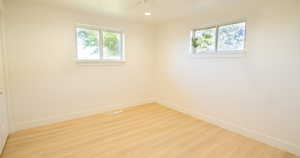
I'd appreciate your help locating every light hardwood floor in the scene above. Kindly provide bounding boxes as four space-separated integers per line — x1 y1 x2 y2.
1 103 299 158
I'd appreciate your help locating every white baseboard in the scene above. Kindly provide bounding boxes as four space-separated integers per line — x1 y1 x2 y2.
13 99 155 132
157 100 300 156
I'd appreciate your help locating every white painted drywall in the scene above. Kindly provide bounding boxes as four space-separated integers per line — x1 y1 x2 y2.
155 0 300 155
4 0 155 131
0 0 9 153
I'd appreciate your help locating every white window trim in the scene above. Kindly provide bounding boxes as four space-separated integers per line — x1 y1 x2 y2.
190 20 247 57
75 24 126 64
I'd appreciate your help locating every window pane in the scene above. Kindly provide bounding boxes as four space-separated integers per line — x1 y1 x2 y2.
76 28 100 60
217 22 246 51
193 28 216 53
103 31 122 60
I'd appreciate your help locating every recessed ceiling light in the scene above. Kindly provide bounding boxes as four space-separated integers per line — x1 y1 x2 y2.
144 12 151 16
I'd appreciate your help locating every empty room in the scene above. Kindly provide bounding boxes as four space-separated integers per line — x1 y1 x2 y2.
0 0 299 157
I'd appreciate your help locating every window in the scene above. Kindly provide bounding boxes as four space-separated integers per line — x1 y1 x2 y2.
102 31 123 60
218 22 246 51
76 28 100 60
191 21 246 54
76 26 124 62
193 27 216 53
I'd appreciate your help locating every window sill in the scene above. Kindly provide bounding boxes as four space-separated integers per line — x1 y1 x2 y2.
76 60 127 66
189 51 247 59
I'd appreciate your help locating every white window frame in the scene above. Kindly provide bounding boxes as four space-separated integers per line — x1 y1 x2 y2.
75 25 126 63
190 20 247 56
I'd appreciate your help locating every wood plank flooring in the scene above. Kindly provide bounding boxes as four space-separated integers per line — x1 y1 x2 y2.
1 103 299 158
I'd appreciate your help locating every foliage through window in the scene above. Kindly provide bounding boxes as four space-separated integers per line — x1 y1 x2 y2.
76 26 124 61
103 31 122 60
191 21 246 54
192 27 216 53
76 28 100 60
218 23 246 51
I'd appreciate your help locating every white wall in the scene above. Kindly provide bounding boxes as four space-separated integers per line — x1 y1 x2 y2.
155 0 300 155
4 0 155 131
0 0 9 153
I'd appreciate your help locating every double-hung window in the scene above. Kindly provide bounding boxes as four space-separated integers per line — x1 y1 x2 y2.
76 26 124 62
191 21 246 54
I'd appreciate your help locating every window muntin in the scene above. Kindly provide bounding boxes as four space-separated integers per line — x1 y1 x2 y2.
191 21 246 54
76 26 124 61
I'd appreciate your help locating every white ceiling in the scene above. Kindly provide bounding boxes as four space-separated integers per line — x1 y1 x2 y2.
26 0 245 23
